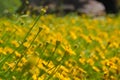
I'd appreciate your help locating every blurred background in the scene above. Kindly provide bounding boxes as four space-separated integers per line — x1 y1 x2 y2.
0 0 120 17
0 0 20 17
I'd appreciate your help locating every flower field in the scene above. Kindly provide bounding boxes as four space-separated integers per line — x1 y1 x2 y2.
0 14 120 80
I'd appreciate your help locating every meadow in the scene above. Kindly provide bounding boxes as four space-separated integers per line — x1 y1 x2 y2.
0 14 120 80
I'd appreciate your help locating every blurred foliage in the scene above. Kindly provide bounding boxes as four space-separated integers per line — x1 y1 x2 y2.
0 0 21 17
0 0 120 17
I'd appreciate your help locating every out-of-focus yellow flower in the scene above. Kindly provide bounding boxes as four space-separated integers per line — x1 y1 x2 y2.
27 35 34 42
12 76 16 80
71 19 75 24
103 70 109 79
0 40 3 44
73 77 80 80
79 58 86 65
23 42 30 48
26 49 34 55
109 42 119 48
92 66 100 72
16 67 22 72
15 51 21 58
65 61 72 67
21 57 27 64
110 64 117 70
45 61 54 68
102 66 108 72
4 47 13 54
55 72 64 79
99 52 105 59
42 24 50 34
79 67 87 73
2 65 7 71
110 75 116 80
62 77 71 80
60 66 69 73
69 31 77 40
80 34 92 43
57 49 63 55
8 62 15 70
62 45 76 55
87 58 94 66
107 17 112 24
18 62 23 67
11 40 19 47
38 74 46 80
92 54 99 60
32 74 37 80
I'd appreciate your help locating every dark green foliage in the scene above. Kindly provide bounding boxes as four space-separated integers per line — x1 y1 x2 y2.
0 0 20 17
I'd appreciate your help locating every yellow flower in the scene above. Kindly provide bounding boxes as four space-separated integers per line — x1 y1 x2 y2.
57 49 63 55
16 67 22 72
23 42 30 48
80 34 92 43
11 40 19 47
18 62 23 67
69 31 77 40
99 52 105 59
60 66 69 73
92 66 100 72
62 45 76 55
4 47 13 54
2 65 7 71
45 61 54 68
30 66 39 75
8 62 15 70
0 40 3 44
109 42 119 48
107 17 112 23
92 54 98 60
32 74 37 80
37 61 46 70
73 77 80 80
102 66 108 72
65 60 72 67
110 76 116 80
12 76 16 80
55 72 64 79
71 19 75 24
15 51 21 58
79 67 87 73
79 58 86 65
62 77 71 80
87 58 94 66
0 47 3 53
38 74 46 80
21 57 27 64
110 64 117 70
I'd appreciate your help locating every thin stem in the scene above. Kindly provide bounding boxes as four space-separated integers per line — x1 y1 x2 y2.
17 14 41 51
